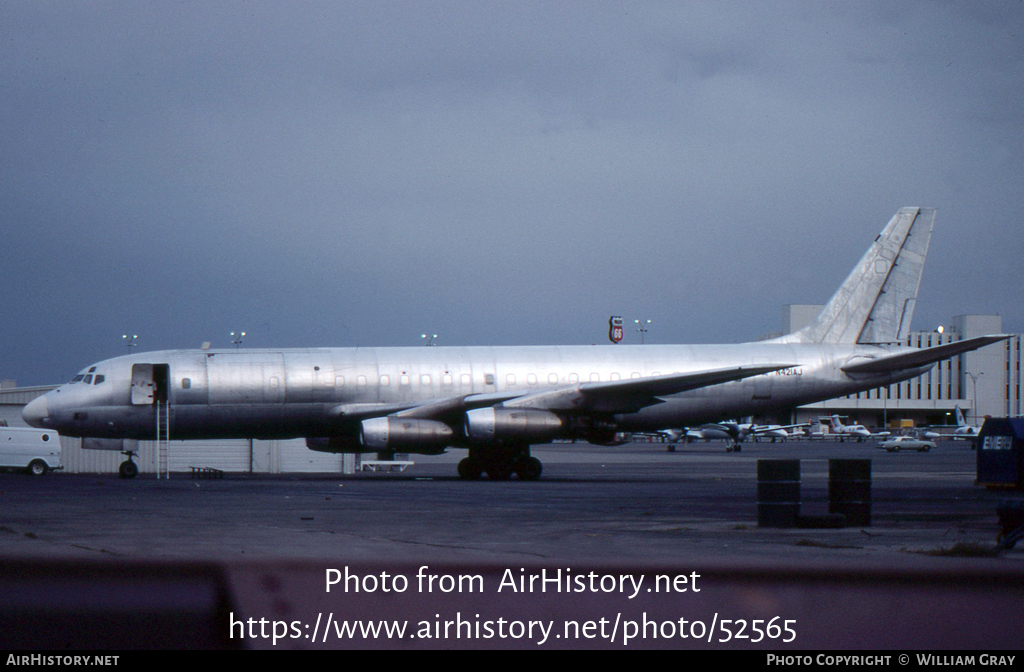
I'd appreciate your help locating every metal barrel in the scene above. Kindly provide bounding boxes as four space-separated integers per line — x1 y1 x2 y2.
829 459 871 526
757 459 800 528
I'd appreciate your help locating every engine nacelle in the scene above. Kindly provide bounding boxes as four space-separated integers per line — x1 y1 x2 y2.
464 408 564 443
360 417 454 451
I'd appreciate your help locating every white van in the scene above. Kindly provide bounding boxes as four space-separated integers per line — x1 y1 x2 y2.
0 426 62 475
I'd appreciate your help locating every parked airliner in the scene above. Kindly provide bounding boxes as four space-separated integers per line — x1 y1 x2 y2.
23 207 1008 479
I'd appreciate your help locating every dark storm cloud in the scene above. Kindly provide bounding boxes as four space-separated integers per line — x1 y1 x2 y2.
1 1 1022 384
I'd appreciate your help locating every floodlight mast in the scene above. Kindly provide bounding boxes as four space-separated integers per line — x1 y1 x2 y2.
634 319 650 345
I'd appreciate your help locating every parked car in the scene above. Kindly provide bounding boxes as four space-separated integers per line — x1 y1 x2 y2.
877 436 936 452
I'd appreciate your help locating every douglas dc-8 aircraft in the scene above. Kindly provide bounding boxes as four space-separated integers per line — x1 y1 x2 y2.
23 208 1007 480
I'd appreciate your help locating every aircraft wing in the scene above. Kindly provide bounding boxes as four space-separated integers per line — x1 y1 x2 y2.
503 364 796 414
329 364 795 422
327 391 523 424
841 335 1010 375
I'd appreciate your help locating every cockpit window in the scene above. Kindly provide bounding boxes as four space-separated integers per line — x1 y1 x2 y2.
94 375 105 385
82 375 93 384
88 367 96 373
71 375 84 383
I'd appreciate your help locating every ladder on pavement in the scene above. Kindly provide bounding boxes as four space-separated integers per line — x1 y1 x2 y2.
156 400 170 479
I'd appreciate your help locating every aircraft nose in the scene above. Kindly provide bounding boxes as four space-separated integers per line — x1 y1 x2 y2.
22 395 49 427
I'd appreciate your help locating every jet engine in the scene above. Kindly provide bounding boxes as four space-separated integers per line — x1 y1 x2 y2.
464 408 564 443
360 417 454 451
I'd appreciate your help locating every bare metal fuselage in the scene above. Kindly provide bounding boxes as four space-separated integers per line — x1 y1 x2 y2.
37 341 925 446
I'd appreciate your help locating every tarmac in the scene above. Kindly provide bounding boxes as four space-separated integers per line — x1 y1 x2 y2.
3 438 1024 649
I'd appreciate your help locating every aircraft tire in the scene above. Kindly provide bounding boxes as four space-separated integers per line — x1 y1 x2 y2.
119 460 139 479
457 458 483 480
27 460 47 477
515 456 543 481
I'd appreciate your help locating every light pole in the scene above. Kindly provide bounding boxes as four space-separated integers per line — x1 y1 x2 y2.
122 334 137 354
965 371 983 425
421 334 437 346
231 331 246 349
634 319 650 345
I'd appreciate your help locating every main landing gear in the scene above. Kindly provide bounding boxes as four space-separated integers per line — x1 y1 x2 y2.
458 445 542 481
119 450 139 479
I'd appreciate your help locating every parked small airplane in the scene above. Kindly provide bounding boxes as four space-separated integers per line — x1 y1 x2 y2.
23 207 1008 479
953 404 983 439
663 422 809 451
827 415 891 442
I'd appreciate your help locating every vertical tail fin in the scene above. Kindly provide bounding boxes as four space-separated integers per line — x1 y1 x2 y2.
781 207 935 344
955 405 966 427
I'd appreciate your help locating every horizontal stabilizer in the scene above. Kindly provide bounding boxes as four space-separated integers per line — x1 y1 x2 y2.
841 335 1010 375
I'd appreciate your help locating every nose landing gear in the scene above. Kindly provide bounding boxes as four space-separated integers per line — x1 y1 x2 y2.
118 450 139 479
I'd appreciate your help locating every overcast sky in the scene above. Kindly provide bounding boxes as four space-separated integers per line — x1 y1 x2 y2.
2 1 1022 385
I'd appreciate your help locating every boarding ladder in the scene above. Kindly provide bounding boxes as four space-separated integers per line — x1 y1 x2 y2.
156 399 170 479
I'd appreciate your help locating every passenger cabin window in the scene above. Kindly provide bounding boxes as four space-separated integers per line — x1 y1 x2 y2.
569 374 578 383
181 378 191 389
380 375 390 387
442 374 452 386
485 374 495 385
528 373 537 385
400 375 410 386
506 374 516 386
548 373 558 384
335 376 345 387
461 374 471 386
357 375 366 387
421 375 431 386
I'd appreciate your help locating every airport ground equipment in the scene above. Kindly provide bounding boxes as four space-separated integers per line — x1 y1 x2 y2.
0 426 61 476
757 460 801 528
829 459 871 526
975 418 1024 490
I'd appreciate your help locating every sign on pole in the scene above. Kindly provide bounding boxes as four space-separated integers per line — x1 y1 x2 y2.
609 316 624 343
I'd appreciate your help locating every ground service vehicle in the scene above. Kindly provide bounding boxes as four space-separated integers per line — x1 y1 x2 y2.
0 426 61 475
